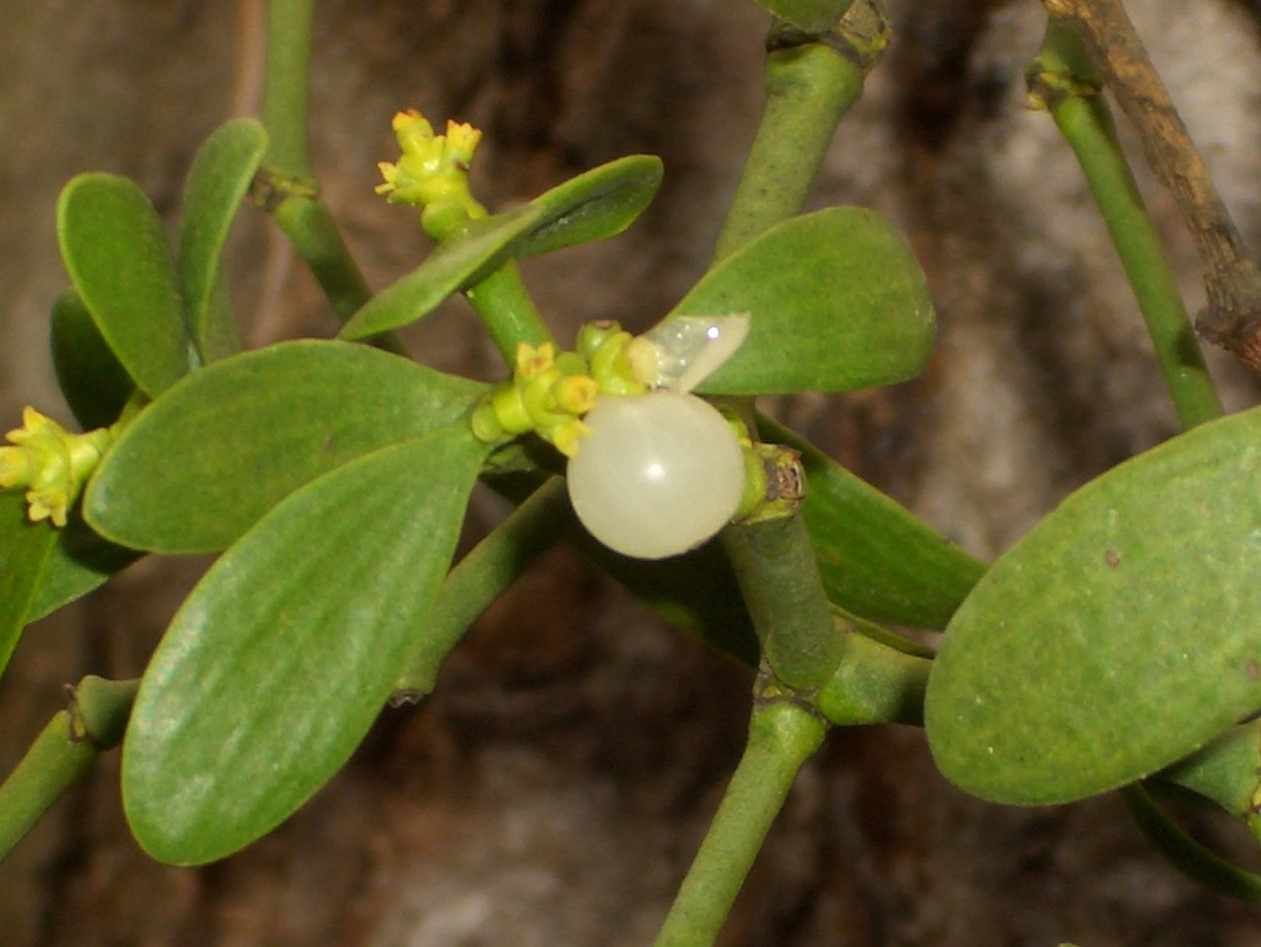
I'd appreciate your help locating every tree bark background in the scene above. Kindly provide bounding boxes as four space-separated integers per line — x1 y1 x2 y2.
3 1 1261 944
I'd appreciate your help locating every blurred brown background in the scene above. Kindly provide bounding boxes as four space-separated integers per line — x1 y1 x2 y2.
4 1 1261 944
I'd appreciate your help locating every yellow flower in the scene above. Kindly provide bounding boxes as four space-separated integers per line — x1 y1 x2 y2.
445 121 482 167
549 418 593 459
553 374 598 415
392 109 435 153
374 109 486 234
0 406 112 528
515 341 556 380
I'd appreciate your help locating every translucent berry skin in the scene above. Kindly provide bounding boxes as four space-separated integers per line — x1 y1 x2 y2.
566 392 745 560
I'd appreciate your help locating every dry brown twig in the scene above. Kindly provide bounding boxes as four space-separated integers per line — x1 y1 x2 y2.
1042 0 1261 370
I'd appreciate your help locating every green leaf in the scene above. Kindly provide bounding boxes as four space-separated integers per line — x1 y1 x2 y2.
0 493 58 677
177 118 268 363
509 154 663 260
123 427 488 865
25 514 141 623
56 173 189 397
761 417 986 628
50 291 134 431
339 155 663 341
1156 722 1261 818
666 208 935 395
925 406 1261 805
339 206 542 341
85 340 486 554
750 0 853 32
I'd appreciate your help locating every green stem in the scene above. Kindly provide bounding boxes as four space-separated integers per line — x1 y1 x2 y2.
1029 21 1222 428
392 478 566 696
258 0 385 337
712 5 885 262
1122 784 1261 903
653 697 827 947
464 263 555 363
270 194 374 322
815 621 930 726
722 513 842 696
705 5 885 699
0 676 137 863
1038 0 1261 370
0 712 97 861
262 0 315 180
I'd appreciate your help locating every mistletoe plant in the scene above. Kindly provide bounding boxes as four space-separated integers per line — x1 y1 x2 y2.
4 0 1261 942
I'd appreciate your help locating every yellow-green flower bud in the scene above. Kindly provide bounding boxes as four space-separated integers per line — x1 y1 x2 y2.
444 120 482 168
552 374 598 415
469 341 600 457
516 341 557 380
375 109 487 240
587 327 646 397
545 417 593 459
392 109 436 153
0 406 113 528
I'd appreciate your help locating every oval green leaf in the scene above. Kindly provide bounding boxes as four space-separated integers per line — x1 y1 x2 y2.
340 155 663 341
84 340 486 554
509 154 662 260
122 427 488 865
925 406 1261 805
761 416 986 628
339 205 542 341
50 290 134 431
26 514 141 623
57 173 188 397
665 207 935 395
177 117 268 363
0 493 58 677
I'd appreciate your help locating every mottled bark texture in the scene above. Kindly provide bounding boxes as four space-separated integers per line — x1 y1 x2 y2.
4 0 1261 944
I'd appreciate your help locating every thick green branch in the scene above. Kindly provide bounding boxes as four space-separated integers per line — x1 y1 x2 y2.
653 697 827 947
722 512 841 696
816 622 930 726
0 677 137 862
713 6 885 261
464 264 556 363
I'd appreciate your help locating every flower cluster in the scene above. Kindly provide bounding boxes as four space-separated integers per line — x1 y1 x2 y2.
375 110 486 239
0 407 112 527
470 323 658 458
471 342 598 458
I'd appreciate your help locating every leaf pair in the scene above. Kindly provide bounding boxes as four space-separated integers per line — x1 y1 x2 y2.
348 197 938 400
0 119 269 678
56 117 267 402
74 340 490 863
